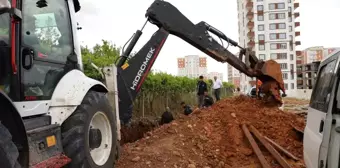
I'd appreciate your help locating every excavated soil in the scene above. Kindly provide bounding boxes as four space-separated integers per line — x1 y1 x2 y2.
116 96 306 168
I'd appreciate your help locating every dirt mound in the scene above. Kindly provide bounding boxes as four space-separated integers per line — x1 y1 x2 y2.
120 118 159 144
116 96 306 168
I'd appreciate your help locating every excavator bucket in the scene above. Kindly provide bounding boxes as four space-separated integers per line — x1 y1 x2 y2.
256 60 285 105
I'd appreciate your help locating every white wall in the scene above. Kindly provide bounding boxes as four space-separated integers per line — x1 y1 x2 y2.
287 89 312 100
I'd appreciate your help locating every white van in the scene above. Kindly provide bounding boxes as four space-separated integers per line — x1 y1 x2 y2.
304 49 340 168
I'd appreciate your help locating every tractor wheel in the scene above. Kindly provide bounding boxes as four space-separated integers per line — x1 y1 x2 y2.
61 91 118 168
0 123 21 168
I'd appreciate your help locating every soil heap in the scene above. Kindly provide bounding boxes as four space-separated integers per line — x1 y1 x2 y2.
116 96 306 168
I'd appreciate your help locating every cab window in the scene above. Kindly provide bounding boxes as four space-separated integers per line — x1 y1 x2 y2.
22 0 73 63
310 60 337 112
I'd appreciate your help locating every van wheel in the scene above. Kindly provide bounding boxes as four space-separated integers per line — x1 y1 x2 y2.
61 91 118 168
0 123 21 168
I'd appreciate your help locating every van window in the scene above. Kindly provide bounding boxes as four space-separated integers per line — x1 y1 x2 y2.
310 60 336 112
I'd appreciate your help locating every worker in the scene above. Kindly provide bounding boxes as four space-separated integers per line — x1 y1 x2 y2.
234 87 241 96
212 76 223 101
203 92 214 108
197 75 208 108
180 101 193 115
256 79 262 97
159 107 174 125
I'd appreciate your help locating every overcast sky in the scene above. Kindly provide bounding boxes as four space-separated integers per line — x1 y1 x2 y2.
76 0 340 81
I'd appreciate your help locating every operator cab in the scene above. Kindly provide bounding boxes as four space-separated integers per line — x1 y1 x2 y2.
303 49 340 168
0 0 81 116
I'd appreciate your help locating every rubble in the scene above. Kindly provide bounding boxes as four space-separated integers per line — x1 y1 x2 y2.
116 96 306 168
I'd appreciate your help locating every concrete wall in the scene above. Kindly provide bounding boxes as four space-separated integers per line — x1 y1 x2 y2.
288 89 312 100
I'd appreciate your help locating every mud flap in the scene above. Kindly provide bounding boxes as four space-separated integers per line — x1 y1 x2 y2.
27 124 70 167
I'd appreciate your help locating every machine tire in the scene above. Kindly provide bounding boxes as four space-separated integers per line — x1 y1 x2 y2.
61 91 118 168
0 123 21 168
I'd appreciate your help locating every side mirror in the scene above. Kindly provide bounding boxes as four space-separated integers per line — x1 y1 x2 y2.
0 0 11 15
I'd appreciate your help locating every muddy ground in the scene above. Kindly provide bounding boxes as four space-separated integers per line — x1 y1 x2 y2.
117 96 308 168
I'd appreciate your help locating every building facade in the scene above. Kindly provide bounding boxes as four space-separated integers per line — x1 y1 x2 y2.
208 72 224 82
237 0 300 96
296 61 320 89
227 64 241 88
177 55 208 78
298 46 340 65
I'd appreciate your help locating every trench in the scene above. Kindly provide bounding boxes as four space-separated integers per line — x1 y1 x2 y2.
120 118 159 145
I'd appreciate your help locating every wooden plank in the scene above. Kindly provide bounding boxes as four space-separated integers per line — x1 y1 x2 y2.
264 136 299 161
249 125 292 168
241 124 271 168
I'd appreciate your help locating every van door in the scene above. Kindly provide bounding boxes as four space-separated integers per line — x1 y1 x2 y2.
303 53 339 168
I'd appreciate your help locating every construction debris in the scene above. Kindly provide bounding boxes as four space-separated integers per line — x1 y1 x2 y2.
116 96 306 168
264 136 299 161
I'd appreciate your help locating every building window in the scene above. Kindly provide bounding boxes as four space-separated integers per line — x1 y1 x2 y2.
278 13 285 19
257 5 263 11
289 17 292 22
284 83 288 90
288 7 292 13
258 15 264 21
270 33 276 40
269 13 285 20
289 35 293 41
291 83 294 89
278 23 286 29
282 73 288 79
289 26 292 32
270 43 287 50
258 24 264 31
288 0 291 3
271 53 287 59
269 3 285 10
269 23 286 30
279 33 286 39
278 3 285 9
259 44 265 50
257 0 263 1
259 54 266 60
290 54 294 60
258 34 265 40
280 63 288 69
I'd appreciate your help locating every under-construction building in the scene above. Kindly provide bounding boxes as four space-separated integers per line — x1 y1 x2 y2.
296 61 320 89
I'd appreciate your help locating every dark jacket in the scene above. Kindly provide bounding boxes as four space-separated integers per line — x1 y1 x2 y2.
183 105 193 115
204 95 214 107
197 81 208 95
160 111 174 125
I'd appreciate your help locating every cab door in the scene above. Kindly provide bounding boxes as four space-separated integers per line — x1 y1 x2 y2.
15 0 76 117
303 51 339 168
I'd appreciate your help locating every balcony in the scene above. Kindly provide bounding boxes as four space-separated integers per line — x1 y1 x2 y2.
296 51 302 56
247 40 255 48
246 12 254 20
295 31 300 36
288 12 292 17
246 1 253 10
247 21 254 29
296 41 301 46
294 3 299 10
295 22 300 27
296 60 302 65
294 12 300 18
247 31 254 38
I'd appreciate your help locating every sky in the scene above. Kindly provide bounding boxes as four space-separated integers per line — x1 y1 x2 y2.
76 0 340 81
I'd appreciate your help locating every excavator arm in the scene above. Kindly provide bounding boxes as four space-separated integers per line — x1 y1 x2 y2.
116 0 285 124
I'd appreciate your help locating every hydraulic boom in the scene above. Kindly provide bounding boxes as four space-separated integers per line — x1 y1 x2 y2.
116 0 286 124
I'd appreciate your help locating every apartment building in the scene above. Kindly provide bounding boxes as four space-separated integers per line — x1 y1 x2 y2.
177 55 208 78
227 64 241 88
237 0 300 96
298 46 340 65
208 72 224 82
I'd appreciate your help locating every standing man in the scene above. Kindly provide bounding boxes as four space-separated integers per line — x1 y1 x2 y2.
197 75 208 108
212 76 223 101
